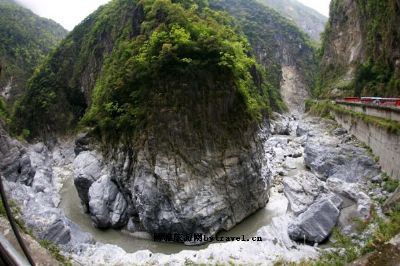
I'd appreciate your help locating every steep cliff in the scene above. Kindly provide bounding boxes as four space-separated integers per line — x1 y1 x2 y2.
0 0 67 102
257 0 328 42
12 0 276 239
210 0 318 112
316 0 400 98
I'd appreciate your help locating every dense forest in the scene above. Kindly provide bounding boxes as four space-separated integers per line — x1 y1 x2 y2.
0 0 67 102
12 0 285 141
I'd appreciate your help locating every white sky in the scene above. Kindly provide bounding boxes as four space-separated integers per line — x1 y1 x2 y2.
298 0 331 17
15 0 111 30
15 0 331 31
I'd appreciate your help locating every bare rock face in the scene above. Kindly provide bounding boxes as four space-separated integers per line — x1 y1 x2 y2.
88 175 128 229
73 151 104 210
288 196 342 243
304 142 379 183
73 125 272 241
283 172 325 215
0 122 34 185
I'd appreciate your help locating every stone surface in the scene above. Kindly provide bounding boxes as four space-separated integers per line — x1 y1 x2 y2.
327 178 371 219
283 172 324 215
271 113 291 135
73 151 104 208
304 140 379 183
72 191 318 266
288 197 341 243
72 122 272 240
0 122 35 185
88 175 128 229
2 137 94 250
334 111 400 179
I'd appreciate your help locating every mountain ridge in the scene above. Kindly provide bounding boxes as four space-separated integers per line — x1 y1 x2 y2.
257 0 328 42
0 0 67 102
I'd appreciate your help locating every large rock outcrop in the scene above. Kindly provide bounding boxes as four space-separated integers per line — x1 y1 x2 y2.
88 175 128 229
73 150 104 210
0 121 93 248
0 122 34 184
73 125 271 240
304 141 379 182
48 0 278 241
288 195 342 243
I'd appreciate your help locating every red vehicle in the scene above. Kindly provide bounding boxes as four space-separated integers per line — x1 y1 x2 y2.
343 97 360 103
342 97 400 107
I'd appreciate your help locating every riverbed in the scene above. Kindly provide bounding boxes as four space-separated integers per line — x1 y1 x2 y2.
59 171 288 254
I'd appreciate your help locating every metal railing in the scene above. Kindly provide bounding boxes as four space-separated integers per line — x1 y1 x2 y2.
0 175 35 266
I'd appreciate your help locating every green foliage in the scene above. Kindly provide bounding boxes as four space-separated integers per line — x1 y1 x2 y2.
361 208 400 255
0 97 9 123
39 240 73 266
306 100 400 134
316 0 400 98
14 0 295 140
12 0 140 137
0 0 67 99
383 175 399 193
305 100 334 119
256 0 327 42
85 0 270 138
211 0 318 95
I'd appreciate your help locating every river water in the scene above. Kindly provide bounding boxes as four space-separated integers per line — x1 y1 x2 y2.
59 135 296 255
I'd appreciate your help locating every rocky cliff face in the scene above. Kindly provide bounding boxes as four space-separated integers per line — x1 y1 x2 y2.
12 0 278 240
9 0 316 243
73 125 271 240
210 0 317 113
316 0 400 97
257 0 328 42
0 121 34 184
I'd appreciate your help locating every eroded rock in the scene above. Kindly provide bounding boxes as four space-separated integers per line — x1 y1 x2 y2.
0 122 34 185
283 172 324 215
88 175 128 229
73 151 104 209
288 196 341 243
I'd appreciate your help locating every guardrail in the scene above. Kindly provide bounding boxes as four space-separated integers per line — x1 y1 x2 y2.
335 100 400 123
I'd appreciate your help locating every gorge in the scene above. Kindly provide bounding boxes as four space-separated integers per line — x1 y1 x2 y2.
0 0 399 265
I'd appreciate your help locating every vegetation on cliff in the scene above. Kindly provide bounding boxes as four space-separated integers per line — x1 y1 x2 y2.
13 0 284 141
0 0 67 101
256 0 327 42
316 0 400 98
210 0 317 102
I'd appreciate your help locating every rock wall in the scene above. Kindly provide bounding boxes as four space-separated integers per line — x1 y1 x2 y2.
0 122 34 185
333 111 400 179
317 0 400 97
210 0 317 108
73 124 272 242
281 66 310 113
